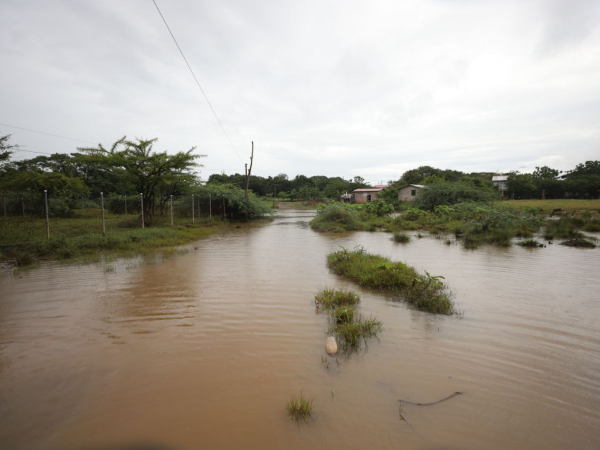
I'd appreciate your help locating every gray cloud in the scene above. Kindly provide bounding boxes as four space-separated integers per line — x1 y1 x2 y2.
1 0 599 184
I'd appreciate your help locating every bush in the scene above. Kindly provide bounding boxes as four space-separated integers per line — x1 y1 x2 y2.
362 200 394 217
309 204 362 232
416 182 500 210
48 197 74 218
403 208 429 221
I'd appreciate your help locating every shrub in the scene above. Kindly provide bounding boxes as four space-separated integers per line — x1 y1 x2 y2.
416 182 500 210
362 200 394 217
48 198 74 218
403 208 429 221
309 204 362 232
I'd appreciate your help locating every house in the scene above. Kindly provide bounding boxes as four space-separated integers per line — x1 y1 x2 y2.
492 175 508 191
398 184 425 202
351 185 388 204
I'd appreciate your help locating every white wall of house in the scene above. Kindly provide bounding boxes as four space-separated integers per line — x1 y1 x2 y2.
398 186 422 202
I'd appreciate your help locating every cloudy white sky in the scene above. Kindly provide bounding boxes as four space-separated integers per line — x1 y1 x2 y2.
1 0 599 184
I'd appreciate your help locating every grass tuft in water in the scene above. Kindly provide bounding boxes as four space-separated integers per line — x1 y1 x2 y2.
560 238 596 248
392 232 410 243
517 239 542 248
287 392 313 422
314 288 360 310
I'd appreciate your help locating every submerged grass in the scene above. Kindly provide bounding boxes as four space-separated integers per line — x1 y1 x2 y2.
286 392 313 422
392 232 410 243
560 238 597 248
0 223 227 266
314 288 360 310
314 287 383 351
517 239 542 248
326 248 454 315
329 315 383 349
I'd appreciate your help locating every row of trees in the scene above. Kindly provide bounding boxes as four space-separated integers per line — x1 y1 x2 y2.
0 135 209 222
506 162 600 199
207 173 370 200
379 163 600 203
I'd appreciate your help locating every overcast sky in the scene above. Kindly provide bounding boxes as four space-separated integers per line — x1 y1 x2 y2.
1 0 599 184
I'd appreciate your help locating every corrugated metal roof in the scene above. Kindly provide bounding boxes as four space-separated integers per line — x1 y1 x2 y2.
399 184 426 189
353 187 386 192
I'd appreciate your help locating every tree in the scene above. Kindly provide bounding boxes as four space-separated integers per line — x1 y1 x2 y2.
0 134 19 164
78 137 203 223
506 172 537 198
533 166 559 179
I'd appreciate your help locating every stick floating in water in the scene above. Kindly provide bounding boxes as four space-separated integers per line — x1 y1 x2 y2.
398 391 463 406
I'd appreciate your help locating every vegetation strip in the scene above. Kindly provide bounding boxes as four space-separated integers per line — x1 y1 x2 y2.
326 248 454 315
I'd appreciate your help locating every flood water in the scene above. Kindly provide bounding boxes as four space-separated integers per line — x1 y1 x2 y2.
1 210 600 450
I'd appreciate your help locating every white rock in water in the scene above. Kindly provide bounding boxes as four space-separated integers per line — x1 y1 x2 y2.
326 336 338 355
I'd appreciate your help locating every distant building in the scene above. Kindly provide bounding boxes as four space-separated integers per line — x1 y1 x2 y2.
398 184 426 202
352 185 388 204
340 193 353 203
492 175 508 191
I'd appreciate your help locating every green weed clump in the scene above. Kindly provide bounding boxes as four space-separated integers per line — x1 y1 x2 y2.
314 287 383 351
560 238 596 249
517 239 542 248
314 288 360 310
286 393 313 422
330 315 383 349
326 248 454 315
544 218 586 240
392 232 410 243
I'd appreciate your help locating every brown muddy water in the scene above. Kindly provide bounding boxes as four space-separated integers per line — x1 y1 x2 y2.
1 210 600 450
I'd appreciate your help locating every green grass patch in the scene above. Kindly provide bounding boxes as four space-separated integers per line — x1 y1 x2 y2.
314 288 361 310
516 239 542 248
0 222 227 266
326 248 454 315
392 232 410 243
560 238 597 248
499 199 600 214
329 315 383 349
314 287 383 351
286 393 313 422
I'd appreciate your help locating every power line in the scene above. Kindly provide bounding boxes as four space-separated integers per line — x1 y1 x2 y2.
0 123 98 145
151 0 244 164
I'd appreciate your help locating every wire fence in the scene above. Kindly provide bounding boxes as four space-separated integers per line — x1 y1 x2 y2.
0 191 231 246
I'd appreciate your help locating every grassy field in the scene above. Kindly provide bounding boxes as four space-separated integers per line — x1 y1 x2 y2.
0 209 229 266
499 199 600 213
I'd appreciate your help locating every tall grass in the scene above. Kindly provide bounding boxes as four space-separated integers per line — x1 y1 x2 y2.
286 392 313 421
314 288 360 310
326 248 454 315
314 288 383 351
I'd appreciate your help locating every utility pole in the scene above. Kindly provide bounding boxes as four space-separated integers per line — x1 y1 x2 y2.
244 142 254 200
244 142 254 220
